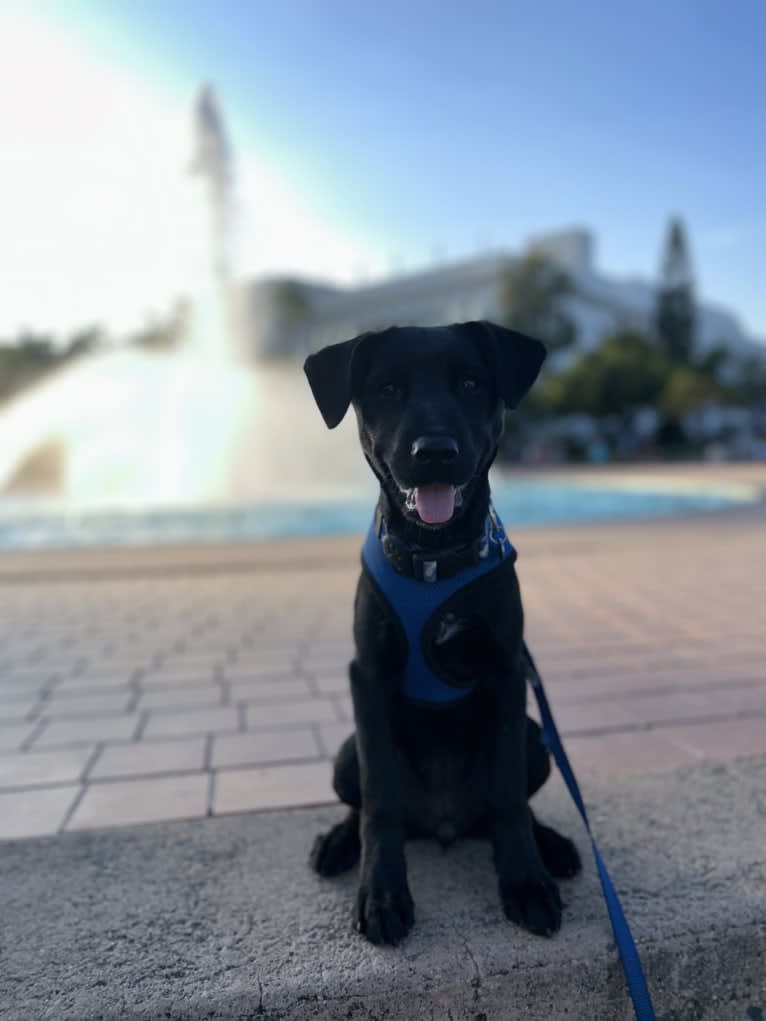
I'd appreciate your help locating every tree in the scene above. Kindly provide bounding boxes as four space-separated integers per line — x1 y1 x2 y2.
64 326 104 360
695 343 730 381
655 217 695 364
659 366 717 418
549 331 668 420
0 332 59 404
499 254 576 353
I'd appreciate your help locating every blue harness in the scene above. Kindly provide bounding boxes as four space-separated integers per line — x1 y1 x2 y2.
361 504 515 705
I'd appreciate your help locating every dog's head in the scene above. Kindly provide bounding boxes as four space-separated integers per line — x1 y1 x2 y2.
304 321 545 527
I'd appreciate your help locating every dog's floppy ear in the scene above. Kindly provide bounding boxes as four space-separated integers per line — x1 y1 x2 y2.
461 320 547 409
304 333 373 429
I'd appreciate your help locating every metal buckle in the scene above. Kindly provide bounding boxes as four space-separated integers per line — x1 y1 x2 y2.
411 551 439 582
422 560 438 583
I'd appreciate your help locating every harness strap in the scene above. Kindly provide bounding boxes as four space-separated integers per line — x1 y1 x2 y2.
363 506 515 705
523 641 657 1021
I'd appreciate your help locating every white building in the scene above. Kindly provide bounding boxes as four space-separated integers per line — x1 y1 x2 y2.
233 228 763 365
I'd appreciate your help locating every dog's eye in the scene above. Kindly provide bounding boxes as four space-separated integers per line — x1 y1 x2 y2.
460 376 479 393
378 382 401 399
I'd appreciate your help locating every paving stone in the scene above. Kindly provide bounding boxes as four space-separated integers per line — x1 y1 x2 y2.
228 678 313 704
0 676 55 700
662 717 766 761
0 785 80 840
33 714 140 747
0 746 94 788
158 653 226 668
142 706 239 739
134 686 224 712
214 761 334 815
0 723 37 752
154 655 224 671
564 729 701 776
246 698 340 729
555 692 715 733
619 689 735 725
89 737 207 780
710 682 766 714
0 697 39 723
317 721 354 758
300 649 354 673
54 671 137 692
138 670 218 689
332 694 353 722
221 660 298 681
212 728 320 769
0 667 57 686
67 774 208 830
312 671 349 695
43 690 134 717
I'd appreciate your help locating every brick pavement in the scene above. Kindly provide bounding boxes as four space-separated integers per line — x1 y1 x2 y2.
1 467 765 840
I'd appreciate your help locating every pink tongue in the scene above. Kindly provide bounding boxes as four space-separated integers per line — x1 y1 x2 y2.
414 484 456 524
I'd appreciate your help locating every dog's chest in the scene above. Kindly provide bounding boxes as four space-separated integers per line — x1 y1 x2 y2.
400 741 491 842
395 692 493 841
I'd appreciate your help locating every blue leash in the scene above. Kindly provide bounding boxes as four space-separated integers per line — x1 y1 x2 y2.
523 642 657 1021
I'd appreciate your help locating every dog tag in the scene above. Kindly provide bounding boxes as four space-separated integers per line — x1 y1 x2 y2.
422 560 438 583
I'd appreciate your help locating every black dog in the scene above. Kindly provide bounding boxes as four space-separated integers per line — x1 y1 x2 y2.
304 321 580 946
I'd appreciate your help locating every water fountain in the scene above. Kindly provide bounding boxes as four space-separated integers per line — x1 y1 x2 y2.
0 85 371 531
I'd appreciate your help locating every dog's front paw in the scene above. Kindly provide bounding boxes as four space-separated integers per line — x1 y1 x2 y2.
354 868 415 946
499 868 562 937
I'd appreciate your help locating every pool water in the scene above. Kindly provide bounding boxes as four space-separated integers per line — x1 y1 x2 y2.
0 478 751 551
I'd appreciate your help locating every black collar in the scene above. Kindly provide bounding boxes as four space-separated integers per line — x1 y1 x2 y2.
374 504 508 583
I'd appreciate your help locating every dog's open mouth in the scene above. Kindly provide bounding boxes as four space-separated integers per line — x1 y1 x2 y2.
403 484 464 525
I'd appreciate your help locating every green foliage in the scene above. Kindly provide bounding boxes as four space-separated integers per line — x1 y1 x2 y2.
0 327 106 405
659 366 717 417
548 331 668 418
499 254 576 352
66 326 105 358
695 343 730 380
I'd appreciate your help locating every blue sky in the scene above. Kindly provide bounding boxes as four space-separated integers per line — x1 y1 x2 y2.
2 0 765 340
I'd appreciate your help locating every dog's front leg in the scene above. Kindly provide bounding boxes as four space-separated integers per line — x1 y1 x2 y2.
350 659 414 945
492 658 562 937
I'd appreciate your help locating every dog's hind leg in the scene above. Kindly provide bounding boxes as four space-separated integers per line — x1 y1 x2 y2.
526 717 551 798
526 719 582 878
310 734 362 876
465 719 581 879
310 809 361 876
530 813 581 879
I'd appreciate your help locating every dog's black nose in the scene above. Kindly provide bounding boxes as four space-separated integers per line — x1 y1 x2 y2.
411 435 459 463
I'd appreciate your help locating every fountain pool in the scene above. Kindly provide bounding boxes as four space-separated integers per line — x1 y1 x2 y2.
0 473 755 551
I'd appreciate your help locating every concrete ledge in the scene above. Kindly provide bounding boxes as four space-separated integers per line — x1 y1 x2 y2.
3 757 765 1020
